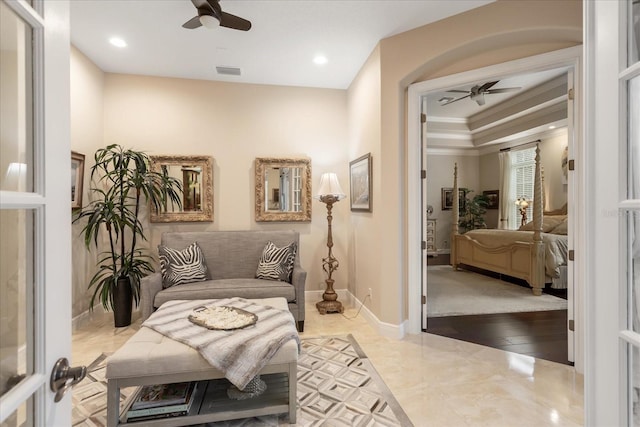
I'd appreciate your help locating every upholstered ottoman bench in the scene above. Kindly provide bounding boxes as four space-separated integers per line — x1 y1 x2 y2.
105 297 298 426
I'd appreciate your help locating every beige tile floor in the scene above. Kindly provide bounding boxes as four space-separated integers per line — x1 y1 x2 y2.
72 299 584 427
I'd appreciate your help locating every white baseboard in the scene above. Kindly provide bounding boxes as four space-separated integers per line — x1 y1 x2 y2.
72 305 108 332
305 290 406 339
75 292 407 339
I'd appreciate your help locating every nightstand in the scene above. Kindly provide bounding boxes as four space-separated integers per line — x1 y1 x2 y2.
426 219 437 256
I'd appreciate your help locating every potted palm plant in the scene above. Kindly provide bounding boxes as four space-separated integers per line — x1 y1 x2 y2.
74 144 182 327
458 190 490 233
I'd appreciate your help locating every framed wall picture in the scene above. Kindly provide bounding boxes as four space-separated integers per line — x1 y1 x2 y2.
349 153 372 212
441 187 465 211
483 190 499 209
71 151 85 209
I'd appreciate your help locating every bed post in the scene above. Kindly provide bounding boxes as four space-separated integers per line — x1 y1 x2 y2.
531 144 545 295
451 163 459 270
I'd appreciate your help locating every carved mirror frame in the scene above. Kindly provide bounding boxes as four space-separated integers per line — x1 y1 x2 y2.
149 155 213 223
255 157 311 222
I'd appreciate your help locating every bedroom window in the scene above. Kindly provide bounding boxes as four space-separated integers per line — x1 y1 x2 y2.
509 147 536 229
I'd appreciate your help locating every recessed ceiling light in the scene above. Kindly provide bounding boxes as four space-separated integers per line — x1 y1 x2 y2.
313 55 328 65
109 37 127 48
548 125 556 129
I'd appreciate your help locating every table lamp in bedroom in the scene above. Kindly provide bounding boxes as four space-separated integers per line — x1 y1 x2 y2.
515 197 530 227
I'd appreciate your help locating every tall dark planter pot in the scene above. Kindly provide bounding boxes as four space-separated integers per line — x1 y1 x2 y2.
113 277 133 327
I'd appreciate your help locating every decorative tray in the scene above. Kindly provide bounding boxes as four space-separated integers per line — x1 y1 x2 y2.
188 306 258 330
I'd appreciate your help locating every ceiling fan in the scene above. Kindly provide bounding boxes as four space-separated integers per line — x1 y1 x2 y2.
182 0 251 31
440 81 521 106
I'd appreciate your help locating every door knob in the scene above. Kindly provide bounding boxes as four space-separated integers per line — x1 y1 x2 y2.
50 358 86 402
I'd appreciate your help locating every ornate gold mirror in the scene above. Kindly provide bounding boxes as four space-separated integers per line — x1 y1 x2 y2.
255 157 311 222
150 155 213 222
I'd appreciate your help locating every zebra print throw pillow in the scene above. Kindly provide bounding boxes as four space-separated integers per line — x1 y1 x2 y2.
158 242 208 288
255 241 297 282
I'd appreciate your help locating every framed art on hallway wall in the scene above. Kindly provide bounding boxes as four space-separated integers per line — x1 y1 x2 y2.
349 153 372 212
71 151 85 209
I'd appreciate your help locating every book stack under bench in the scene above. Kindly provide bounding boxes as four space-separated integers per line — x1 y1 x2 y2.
105 297 298 426
125 381 205 422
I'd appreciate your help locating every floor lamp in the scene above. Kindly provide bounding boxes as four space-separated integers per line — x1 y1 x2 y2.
315 172 345 315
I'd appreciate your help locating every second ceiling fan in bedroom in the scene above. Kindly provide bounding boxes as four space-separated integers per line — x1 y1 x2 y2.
440 81 521 106
182 0 251 31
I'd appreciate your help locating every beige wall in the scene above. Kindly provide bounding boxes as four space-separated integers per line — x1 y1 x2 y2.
539 129 569 211
103 74 349 298
70 49 349 317
345 0 582 324
346 46 382 313
70 46 105 316
70 0 582 328
479 153 500 228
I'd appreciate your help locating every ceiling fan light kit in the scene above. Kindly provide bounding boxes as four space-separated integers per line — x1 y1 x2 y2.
199 14 220 29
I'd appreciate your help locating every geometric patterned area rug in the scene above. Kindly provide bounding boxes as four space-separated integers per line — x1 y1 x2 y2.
72 334 413 426
427 265 567 317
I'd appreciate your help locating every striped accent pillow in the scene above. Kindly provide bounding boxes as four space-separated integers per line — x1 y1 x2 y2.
255 241 297 282
158 242 208 288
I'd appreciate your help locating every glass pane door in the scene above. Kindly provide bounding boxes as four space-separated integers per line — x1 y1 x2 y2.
1 0 72 425
0 1 37 425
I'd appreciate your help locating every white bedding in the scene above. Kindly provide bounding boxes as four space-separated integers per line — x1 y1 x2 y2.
462 229 568 279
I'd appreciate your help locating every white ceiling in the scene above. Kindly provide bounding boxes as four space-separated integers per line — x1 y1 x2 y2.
70 0 493 90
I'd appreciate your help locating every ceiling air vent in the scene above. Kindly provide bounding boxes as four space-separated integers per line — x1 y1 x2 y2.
216 66 241 76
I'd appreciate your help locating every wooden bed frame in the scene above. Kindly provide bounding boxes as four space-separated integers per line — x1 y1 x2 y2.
450 144 545 295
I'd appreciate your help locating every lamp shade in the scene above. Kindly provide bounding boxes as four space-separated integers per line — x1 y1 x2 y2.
515 197 530 209
316 172 346 200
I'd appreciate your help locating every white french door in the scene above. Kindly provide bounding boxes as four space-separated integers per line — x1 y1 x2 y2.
0 0 72 425
585 0 640 425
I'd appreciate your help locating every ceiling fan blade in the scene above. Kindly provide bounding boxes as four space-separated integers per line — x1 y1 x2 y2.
486 87 522 94
206 0 223 18
219 11 252 31
441 94 471 106
478 81 499 92
446 90 469 94
182 16 202 29
191 0 210 8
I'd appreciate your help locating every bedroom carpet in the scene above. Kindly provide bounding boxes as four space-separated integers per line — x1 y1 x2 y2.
427 265 568 317
72 335 413 427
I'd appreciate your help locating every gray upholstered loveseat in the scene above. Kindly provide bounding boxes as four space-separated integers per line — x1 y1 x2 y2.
139 230 306 331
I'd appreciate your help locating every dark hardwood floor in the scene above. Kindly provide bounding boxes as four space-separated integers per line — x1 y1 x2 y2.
425 253 570 365
426 310 569 365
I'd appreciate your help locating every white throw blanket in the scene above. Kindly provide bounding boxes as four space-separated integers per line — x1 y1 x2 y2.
142 297 300 390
